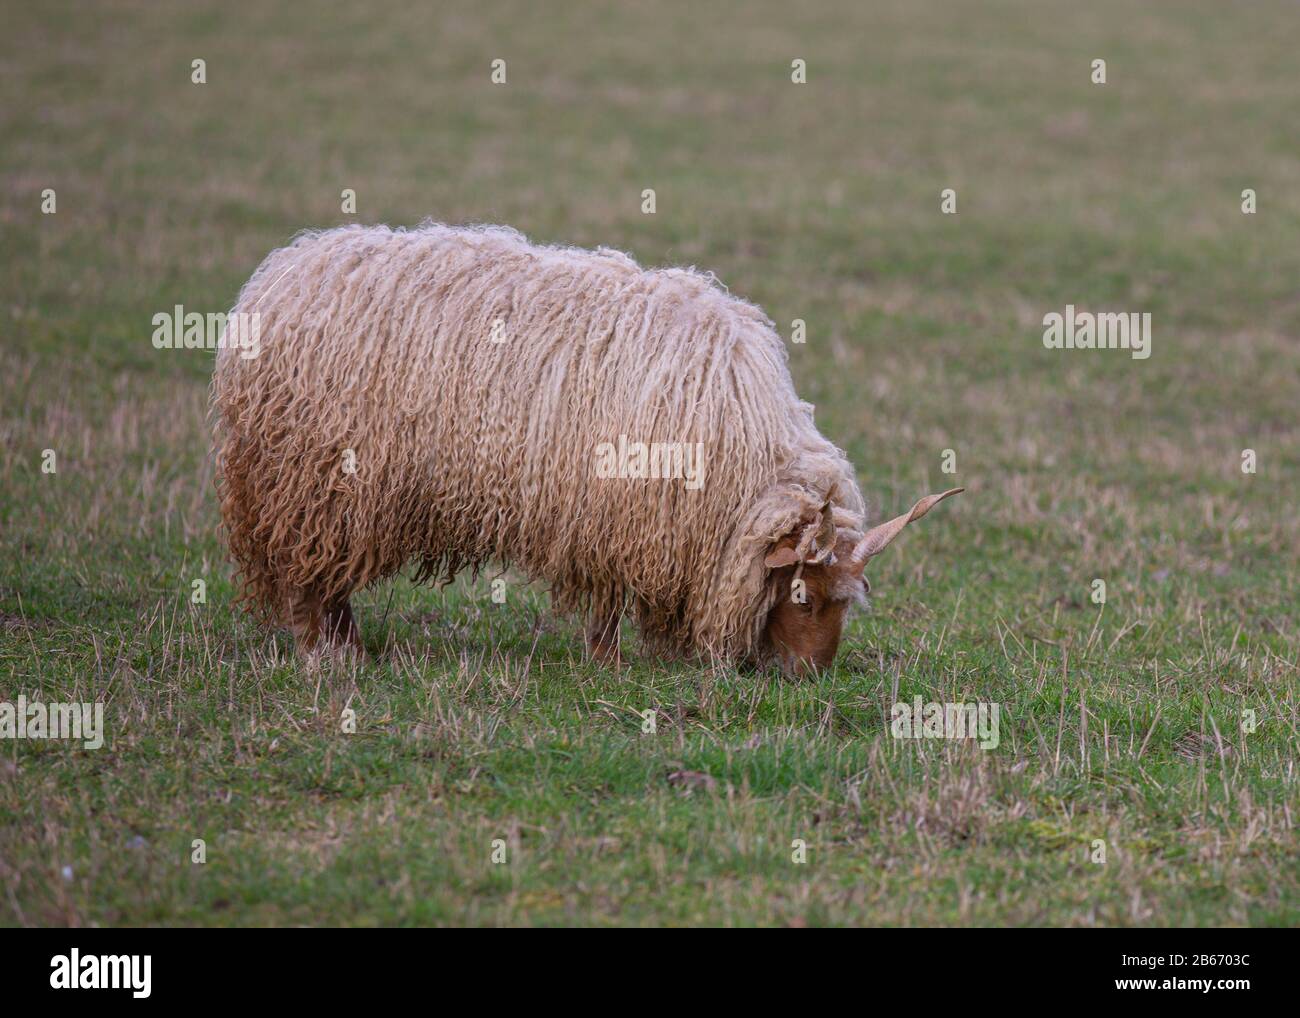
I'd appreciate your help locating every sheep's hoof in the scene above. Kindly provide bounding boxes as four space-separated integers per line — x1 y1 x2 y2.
301 639 366 670
586 642 623 668
585 634 624 668
585 615 624 668
291 596 366 667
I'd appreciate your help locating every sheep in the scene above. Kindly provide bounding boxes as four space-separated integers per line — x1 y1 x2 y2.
210 222 961 673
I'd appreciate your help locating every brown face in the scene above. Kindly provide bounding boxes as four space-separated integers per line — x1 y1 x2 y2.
761 534 868 676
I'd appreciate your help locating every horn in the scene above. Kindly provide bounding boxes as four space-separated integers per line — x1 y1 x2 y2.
807 503 838 564
848 488 964 572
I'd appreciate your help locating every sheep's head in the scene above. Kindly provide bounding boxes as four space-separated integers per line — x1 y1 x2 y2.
760 488 963 676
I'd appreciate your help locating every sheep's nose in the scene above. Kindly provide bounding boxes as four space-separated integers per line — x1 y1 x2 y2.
783 654 820 679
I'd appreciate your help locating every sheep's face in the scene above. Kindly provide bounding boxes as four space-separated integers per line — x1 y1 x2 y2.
759 488 963 678
762 534 868 676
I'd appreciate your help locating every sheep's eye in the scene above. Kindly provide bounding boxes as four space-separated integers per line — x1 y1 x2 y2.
862 577 871 595
797 598 815 614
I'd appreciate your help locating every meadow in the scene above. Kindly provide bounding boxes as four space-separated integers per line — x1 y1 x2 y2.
1 0 1297 926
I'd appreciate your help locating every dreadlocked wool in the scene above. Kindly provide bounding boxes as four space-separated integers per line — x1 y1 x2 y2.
211 222 865 662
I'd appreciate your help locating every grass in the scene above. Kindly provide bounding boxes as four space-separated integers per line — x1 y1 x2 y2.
1 0 1297 926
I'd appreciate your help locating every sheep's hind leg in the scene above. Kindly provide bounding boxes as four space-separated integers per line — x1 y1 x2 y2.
288 588 364 661
585 611 623 667
321 599 363 655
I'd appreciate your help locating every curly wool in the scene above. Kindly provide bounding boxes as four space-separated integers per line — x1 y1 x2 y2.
211 222 864 662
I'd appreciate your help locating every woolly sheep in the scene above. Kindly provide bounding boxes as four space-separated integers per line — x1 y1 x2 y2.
210 222 960 673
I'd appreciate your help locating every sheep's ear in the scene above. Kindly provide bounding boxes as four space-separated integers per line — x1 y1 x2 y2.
763 537 802 569
764 501 836 569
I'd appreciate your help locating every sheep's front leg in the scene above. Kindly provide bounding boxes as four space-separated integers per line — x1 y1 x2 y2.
287 587 325 654
585 611 623 666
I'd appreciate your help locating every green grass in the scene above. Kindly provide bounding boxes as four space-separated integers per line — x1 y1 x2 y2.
1 0 1297 926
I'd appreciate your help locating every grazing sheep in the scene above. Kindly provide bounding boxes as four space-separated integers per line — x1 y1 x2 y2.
211 222 960 672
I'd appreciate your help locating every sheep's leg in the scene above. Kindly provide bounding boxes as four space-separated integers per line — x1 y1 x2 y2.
287 588 363 659
286 587 325 654
585 611 623 666
321 599 363 654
